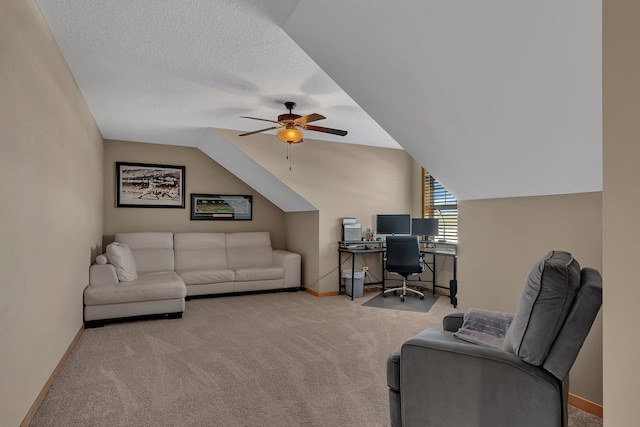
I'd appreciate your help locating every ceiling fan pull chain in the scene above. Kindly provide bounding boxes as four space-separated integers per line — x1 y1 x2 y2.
288 143 292 171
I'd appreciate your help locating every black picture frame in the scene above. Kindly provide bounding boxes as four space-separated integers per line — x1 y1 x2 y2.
190 194 253 220
116 161 185 208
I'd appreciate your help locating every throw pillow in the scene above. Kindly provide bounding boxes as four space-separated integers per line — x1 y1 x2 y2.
503 250 581 366
106 242 138 282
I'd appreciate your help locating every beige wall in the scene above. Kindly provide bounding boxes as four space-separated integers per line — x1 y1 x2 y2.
222 128 417 294
103 140 287 249
285 210 320 290
0 1 104 425
459 192 603 404
603 1 640 424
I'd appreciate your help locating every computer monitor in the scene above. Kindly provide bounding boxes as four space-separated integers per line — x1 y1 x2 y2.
376 214 411 235
411 218 439 240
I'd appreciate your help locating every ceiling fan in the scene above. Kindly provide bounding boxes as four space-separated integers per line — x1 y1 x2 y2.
239 101 348 144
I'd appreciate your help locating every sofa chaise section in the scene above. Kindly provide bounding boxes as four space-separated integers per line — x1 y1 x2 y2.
84 232 186 327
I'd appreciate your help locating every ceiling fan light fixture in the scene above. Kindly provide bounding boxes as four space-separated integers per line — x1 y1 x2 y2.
277 125 303 143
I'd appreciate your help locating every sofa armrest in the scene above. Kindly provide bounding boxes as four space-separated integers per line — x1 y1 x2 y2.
273 250 301 288
89 263 119 287
443 312 464 332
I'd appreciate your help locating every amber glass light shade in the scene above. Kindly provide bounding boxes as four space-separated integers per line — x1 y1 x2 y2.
277 125 303 143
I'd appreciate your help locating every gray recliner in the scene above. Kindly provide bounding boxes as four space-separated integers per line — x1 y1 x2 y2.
387 250 602 427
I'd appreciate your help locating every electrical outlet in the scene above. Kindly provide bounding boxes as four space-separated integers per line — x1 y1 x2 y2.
362 266 369 273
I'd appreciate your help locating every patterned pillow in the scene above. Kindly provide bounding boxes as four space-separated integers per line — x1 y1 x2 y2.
503 251 581 365
453 308 514 350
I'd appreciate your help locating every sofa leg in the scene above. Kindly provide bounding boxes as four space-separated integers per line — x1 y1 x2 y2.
167 312 183 319
84 320 105 329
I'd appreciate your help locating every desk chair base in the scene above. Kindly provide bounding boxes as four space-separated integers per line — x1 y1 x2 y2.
383 277 424 302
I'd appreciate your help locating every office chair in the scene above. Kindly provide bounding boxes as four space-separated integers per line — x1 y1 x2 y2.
383 235 424 302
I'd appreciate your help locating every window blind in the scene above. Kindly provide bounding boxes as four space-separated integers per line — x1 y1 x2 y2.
423 169 458 242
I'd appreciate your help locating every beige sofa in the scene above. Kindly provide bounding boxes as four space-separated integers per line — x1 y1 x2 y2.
84 231 301 327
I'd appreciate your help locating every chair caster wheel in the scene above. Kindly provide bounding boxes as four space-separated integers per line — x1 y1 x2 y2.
382 293 387 298
420 295 424 300
400 296 405 302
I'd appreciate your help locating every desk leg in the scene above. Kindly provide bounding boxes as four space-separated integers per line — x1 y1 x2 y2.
450 256 458 307
432 252 436 296
338 251 342 294
350 254 355 301
381 251 385 293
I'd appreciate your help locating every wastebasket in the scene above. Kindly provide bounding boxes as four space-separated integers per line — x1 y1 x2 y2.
342 269 365 298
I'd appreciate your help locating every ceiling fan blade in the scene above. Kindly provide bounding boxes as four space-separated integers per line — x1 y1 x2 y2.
239 126 280 137
295 113 325 124
306 124 348 136
240 116 281 125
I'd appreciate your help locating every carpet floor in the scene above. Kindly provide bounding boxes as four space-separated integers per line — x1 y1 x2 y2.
30 291 602 427
362 291 439 313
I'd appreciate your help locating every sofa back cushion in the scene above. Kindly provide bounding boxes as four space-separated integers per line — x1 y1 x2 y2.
174 233 228 271
115 232 174 274
226 232 273 269
503 250 581 366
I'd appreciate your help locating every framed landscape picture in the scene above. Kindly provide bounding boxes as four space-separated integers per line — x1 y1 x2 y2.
190 194 252 220
116 162 185 208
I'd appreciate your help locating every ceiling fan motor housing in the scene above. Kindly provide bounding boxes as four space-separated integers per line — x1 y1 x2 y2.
278 113 301 122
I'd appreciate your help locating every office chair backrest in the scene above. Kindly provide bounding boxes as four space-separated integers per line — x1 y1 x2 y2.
385 236 422 275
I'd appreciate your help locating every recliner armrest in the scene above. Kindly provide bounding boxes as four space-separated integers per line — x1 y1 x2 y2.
443 312 464 332
397 328 565 427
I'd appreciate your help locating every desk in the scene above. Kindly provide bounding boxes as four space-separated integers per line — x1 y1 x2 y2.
337 241 457 306
337 241 385 300
421 246 457 307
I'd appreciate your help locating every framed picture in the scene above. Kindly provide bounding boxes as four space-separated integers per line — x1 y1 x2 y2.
190 194 253 220
116 162 185 208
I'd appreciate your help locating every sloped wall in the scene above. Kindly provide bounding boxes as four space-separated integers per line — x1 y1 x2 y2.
222 128 419 295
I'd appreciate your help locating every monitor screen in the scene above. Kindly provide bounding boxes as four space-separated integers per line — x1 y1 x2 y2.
376 214 411 235
411 218 439 237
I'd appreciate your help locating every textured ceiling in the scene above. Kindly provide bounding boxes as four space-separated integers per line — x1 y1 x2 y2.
36 0 602 204
35 0 399 149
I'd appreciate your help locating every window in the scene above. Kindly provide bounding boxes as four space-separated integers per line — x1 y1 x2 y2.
423 169 458 242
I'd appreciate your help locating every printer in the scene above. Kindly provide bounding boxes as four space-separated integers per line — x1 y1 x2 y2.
342 218 362 242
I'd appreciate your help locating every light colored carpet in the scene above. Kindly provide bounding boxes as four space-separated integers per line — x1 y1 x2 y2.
30 291 601 427
362 292 439 312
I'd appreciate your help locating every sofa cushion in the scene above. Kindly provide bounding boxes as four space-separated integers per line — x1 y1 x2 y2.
503 250 581 365
84 271 186 305
174 233 228 270
226 232 273 269
106 242 138 282
177 268 235 285
115 232 174 274
234 266 284 282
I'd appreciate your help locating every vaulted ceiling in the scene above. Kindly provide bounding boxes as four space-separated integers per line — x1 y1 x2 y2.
36 0 602 206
